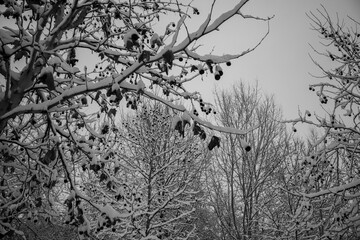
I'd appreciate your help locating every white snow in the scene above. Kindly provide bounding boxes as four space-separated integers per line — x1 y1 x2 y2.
302 178 360 199
181 111 192 124
171 115 181 130
0 29 15 44
137 79 146 92
39 66 53 78
60 62 80 74
48 56 62 66
150 33 162 47
112 82 120 92
99 203 122 221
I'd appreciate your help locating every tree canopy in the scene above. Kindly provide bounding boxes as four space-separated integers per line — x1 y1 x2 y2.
0 0 271 239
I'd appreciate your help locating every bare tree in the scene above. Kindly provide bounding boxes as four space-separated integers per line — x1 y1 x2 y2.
74 103 208 239
0 0 271 238
204 82 290 240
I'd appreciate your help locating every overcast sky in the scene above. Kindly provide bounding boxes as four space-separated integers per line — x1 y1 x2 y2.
185 0 360 124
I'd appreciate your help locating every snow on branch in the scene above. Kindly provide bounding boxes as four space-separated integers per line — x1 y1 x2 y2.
301 179 360 199
184 19 270 64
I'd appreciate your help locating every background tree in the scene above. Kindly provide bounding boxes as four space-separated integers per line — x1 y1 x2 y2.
288 7 360 240
74 103 209 240
191 204 220 240
203 82 291 240
0 0 271 238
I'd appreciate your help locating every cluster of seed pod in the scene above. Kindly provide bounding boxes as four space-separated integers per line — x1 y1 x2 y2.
96 212 119 233
106 84 123 105
189 61 231 81
199 98 216 115
95 64 115 78
125 94 139 110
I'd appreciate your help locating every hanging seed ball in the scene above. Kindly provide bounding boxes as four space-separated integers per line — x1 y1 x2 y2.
81 97 87 105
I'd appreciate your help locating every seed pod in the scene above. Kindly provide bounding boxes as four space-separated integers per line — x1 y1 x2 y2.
208 136 220 150
239 138 251 152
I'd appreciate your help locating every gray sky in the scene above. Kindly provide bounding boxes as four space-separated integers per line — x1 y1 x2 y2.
186 0 360 123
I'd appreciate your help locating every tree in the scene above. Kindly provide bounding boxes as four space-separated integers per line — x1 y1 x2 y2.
203 82 291 240
77 103 208 240
288 7 360 240
0 0 271 238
